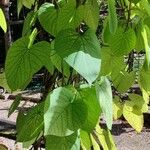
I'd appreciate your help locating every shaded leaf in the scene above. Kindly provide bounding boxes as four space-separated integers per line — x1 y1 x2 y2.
17 102 44 142
46 132 80 150
79 87 101 132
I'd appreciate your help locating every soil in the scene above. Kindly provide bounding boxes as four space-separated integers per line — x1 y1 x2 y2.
0 99 150 150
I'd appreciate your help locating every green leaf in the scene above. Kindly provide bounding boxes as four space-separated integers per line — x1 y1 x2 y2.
38 3 60 36
123 102 143 133
8 95 21 117
5 37 51 90
95 125 116 150
113 97 123 120
0 8 7 33
55 29 101 84
51 51 70 77
79 87 101 132
46 132 80 150
44 87 87 136
112 71 135 93
109 28 136 56
80 130 92 150
128 94 148 113
100 47 124 76
22 11 37 36
58 0 83 30
108 0 118 34
0 72 11 92
82 0 99 31
96 76 113 130
38 1 82 36
17 102 44 142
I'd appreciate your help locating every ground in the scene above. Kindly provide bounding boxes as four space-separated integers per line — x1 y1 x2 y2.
0 99 150 150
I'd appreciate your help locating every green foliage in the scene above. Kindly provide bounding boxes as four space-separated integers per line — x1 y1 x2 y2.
3 0 150 149
5 36 52 90
123 94 148 132
112 71 135 93
54 29 101 84
17 102 44 142
8 95 21 117
44 87 87 136
109 28 136 56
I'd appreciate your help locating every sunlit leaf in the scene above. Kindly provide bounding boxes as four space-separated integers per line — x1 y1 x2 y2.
44 87 87 136
0 8 7 33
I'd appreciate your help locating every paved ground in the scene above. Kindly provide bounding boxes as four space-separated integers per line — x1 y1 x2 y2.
0 99 150 150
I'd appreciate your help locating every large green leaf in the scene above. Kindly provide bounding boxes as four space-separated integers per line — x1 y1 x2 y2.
55 29 101 84
17 102 44 142
109 28 136 56
5 36 51 90
57 0 83 30
38 3 60 36
96 76 113 130
44 87 87 136
112 71 135 93
46 132 80 150
108 0 118 34
0 8 7 33
79 87 101 132
38 1 82 36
